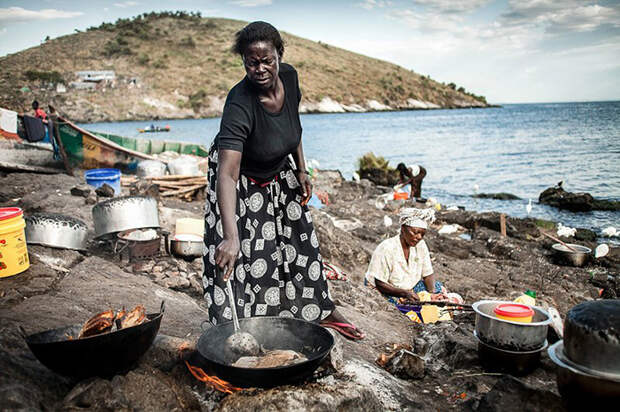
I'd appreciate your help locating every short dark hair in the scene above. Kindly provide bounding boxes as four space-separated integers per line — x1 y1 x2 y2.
32 100 39 109
232 21 284 58
396 163 407 172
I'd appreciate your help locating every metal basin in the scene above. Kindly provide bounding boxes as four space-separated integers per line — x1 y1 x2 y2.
552 243 591 267
548 341 620 408
136 160 167 178
25 213 88 251
169 239 205 261
473 300 551 351
474 330 547 376
92 196 159 239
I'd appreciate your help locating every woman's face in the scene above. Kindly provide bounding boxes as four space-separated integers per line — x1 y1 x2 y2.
243 41 280 91
401 226 426 247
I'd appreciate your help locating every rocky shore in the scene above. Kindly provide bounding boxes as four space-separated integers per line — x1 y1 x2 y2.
0 169 617 411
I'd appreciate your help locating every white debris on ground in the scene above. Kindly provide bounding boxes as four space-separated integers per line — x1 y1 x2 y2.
438 224 460 235
557 223 576 237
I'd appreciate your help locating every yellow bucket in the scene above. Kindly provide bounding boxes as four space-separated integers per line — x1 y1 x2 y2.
0 207 29 278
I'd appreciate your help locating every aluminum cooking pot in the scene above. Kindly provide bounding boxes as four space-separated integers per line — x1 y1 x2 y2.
552 243 592 267
25 213 89 251
92 196 159 239
168 238 205 261
473 300 551 351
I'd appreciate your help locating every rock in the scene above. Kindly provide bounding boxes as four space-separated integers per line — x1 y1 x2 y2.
383 350 425 379
474 376 563 411
472 192 520 200
70 185 91 198
95 183 116 198
84 192 97 205
61 367 201 411
217 380 383 412
574 228 597 242
539 186 595 212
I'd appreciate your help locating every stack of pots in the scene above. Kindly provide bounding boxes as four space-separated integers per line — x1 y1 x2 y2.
472 300 552 375
548 300 620 408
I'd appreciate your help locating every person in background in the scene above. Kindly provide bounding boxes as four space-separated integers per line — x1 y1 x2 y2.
365 208 462 305
396 163 426 198
202 21 364 340
32 100 47 120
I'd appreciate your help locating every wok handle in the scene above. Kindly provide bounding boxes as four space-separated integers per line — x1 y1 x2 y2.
226 277 240 333
159 300 166 314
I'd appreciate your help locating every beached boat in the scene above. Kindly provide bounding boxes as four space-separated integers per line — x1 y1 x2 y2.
56 117 208 171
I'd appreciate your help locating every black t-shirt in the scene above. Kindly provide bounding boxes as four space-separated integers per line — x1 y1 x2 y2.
216 63 302 180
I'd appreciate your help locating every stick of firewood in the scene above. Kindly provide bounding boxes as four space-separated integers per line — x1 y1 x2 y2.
160 184 205 197
146 174 204 181
151 178 206 187
541 232 579 252
500 214 507 237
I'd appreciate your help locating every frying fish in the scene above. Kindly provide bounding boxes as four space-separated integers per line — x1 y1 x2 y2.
232 349 308 368
78 310 115 338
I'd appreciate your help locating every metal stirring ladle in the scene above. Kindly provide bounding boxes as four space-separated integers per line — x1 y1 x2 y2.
223 272 259 357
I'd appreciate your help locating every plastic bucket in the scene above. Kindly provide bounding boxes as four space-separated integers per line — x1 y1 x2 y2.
84 168 121 195
393 191 409 200
0 207 30 278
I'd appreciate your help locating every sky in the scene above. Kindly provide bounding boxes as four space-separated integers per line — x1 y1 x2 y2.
0 0 619 103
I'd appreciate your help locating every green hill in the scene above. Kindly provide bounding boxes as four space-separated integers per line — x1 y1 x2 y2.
0 12 488 123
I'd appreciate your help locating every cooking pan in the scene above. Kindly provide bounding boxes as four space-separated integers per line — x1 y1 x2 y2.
21 301 165 379
196 316 334 388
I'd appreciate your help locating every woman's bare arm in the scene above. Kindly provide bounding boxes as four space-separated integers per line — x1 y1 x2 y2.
214 149 242 280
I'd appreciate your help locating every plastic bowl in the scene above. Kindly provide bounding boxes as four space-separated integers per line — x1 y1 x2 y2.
494 303 534 323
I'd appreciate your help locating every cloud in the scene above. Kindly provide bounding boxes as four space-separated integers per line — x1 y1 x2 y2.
0 7 83 22
359 0 392 10
412 0 491 13
501 0 620 33
0 28 6 35
229 0 272 7
114 1 140 8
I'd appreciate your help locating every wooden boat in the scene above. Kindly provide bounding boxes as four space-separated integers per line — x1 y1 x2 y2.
138 125 171 133
56 116 208 172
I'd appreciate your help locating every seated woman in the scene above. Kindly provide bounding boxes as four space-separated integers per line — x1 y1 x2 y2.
365 208 461 305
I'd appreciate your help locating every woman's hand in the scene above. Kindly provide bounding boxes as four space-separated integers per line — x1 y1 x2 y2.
215 237 239 281
297 171 312 206
405 290 420 302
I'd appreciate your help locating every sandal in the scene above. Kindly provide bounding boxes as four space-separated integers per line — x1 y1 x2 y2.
320 321 365 340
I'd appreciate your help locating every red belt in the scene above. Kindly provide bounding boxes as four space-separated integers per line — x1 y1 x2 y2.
248 175 278 188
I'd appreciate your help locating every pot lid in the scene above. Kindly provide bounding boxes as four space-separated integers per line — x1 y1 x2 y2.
494 303 534 318
0 207 23 221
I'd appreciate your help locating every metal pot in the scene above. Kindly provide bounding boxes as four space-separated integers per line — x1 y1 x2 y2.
474 330 547 376
548 341 620 408
196 317 334 388
473 300 551 351
25 213 88 251
552 243 591 267
92 196 159 239
563 300 620 375
168 238 205 261
22 301 165 379
117 229 164 261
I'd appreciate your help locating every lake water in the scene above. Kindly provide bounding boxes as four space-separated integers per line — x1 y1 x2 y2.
81 101 620 236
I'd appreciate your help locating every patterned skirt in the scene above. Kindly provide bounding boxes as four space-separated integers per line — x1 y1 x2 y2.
202 150 335 325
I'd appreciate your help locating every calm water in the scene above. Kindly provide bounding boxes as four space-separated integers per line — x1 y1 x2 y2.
81 101 620 235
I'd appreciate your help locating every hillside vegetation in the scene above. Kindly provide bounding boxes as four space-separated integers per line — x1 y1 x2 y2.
0 12 488 122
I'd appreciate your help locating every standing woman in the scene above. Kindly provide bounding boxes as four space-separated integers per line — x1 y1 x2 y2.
203 22 363 339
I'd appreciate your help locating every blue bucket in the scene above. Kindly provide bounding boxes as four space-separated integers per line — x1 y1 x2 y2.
84 168 122 195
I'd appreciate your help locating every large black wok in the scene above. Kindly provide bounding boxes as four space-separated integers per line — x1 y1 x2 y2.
22 301 164 379
196 316 334 388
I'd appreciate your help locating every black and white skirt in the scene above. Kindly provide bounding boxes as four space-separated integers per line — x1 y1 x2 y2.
202 150 334 325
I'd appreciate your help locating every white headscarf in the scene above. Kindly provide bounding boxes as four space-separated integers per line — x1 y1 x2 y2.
399 207 435 229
